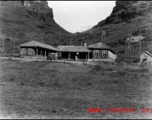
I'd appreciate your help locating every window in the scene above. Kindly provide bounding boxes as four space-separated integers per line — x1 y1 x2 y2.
94 50 99 58
101 50 108 58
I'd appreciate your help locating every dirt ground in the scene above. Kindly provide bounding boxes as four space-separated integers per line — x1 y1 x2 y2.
0 57 152 118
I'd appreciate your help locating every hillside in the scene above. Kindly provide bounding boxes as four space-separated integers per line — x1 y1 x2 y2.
71 1 152 61
0 1 72 54
1 1 152 60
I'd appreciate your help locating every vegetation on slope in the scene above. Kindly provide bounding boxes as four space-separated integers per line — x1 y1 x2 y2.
1 1 152 61
71 1 152 61
0 1 73 54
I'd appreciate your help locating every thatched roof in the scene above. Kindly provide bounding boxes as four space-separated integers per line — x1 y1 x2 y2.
57 46 91 52
19 41 57 51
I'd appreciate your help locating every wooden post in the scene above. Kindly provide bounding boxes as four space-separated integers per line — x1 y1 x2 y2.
88 52 89 59
36 48 38 57
41 50 42 57
86 53 87 60
45 50 46 58
3 33 4 53
68 52 71 60
60 52 62 59
42 50 44 58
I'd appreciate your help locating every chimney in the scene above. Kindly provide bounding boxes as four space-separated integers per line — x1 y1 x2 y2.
84 43 87 47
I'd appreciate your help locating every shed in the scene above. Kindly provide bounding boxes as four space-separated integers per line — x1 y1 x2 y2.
139 51 152 63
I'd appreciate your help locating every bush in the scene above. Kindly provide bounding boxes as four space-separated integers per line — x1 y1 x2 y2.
93 63 114 73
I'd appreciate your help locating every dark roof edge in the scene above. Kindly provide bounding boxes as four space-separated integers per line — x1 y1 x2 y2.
141 51 152 57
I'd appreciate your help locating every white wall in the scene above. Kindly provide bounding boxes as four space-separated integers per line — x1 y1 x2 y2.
140 53 152 63
20 48 35 56
108 51 116 60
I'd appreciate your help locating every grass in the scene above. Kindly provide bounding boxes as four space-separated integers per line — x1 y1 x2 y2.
0 59 152 118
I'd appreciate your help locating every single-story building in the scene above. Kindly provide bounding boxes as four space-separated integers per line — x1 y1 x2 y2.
57 42 117 62
139 51 152 63
19 40 117 61
57 45 91 60
87 42 117 62
19 41 58 58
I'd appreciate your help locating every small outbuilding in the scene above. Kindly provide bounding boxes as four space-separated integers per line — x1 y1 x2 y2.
19 41 58 58
139 51 152 63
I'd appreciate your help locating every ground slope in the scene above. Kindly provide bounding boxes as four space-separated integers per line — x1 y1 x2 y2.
72 1 152 61
0 1 72 55
0 58 151 118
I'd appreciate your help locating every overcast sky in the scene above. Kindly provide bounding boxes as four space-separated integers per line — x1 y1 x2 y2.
48 1 116 33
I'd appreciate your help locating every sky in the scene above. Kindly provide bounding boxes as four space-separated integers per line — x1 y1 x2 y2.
48 1 116 33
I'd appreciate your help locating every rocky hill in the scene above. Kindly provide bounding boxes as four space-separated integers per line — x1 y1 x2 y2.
72 1 152 61
1 1 152 61
0 1 72 54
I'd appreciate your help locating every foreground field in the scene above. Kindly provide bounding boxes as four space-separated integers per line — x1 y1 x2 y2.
0 58 152 118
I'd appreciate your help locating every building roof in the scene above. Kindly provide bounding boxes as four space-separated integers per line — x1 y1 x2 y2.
57 45 91 52
88 42 115 53
88 42 111 49
141 51 152 57
19 41 58 51
126 36 145 43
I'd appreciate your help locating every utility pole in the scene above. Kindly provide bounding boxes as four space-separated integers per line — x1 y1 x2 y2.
3 33 4 53
69 34 71 45
139 41 141 54
128 41 130 53
104 30 106 42
43 31 44 43
101 32 103 43
130 43 131 52
127 37 131 53
101 29 106 43
125 42 127 60
128 42 131 53
14 37 15 54
87 25 91 34
68 26 71 46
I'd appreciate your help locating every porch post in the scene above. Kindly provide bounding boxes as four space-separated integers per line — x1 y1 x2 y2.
36 48 38 57
45 50 46 58
68 52 71 60
41 49 42 57
88 52 89 59
86 53 87 60
60 52 62 59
